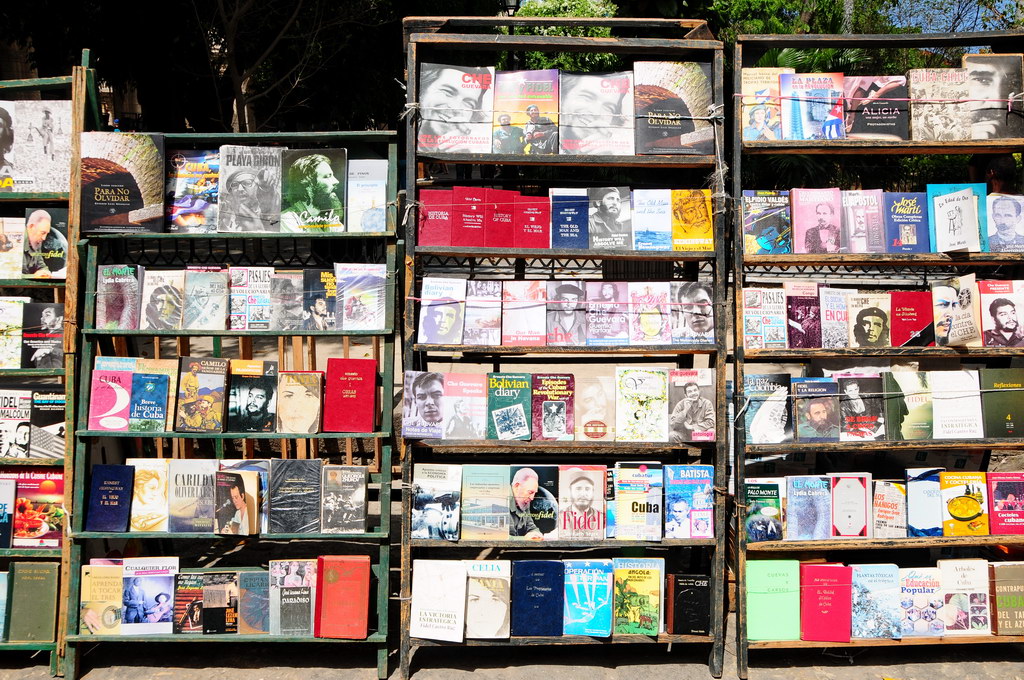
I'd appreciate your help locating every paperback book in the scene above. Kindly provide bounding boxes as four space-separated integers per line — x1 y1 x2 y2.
938 558 991 635
409 560 467 642
218 145 282 232
740 67 793 141
463 280 502 346
575 373 616 441
663 464 714 539
907 68 970 141
851 563 902 639
785 476 831 540
873 481 908 538
280 148 346 232
510 464 558 539
174 357 228 434
615 367 668 442
843 76 909 140
501 280 545 346
612 557 663 635
634 61 714 155
464 560 511 639
417 63 495 154
779 72 845 141
898 567 943 637
531 373 574 441
585 281 629 346
557 464 605 541
461 464 510 540
441 372 486 440
614 461 663 541
559 71 634 155
741 190 791 255
563 559 613 637
167 459 217 533
80 132 165 233
743 373 792 444
741 287 787 349
486 373 531 441
491 69 558 155
410 464 461 541
165 149 218 232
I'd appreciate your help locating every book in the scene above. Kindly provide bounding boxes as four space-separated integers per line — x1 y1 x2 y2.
315 555 371 639
0 478 12 547
844 75 909 140
463 280 502 346
269 558 317 636
545 281 587 346
932 274 982 347
779 72 845 140
280 149 346 232
786 294 821 348
491 69 558 155
417 189 452 246
830 472 872 538
615 367 668 442
417 63 495 154
987 472 1024 535
906 467 944 537
411 463 461 541
745 560 800 641
940 471 989 536
7 100 72 194
120 556 178 635
85 464 133 532
884 192 930 253
612 557 662 635
785 476 831 540
873 481 907 538
441 372 486 440
842 189 886 253
890 290 934 347
275 371 323 434
800 564 852 642
409 560 466 642
167 459 216 533
634 61 714 155
743 373 792 444
614 461 663 541
986 194 1024 252
226 359 277 433
908 68 971 141
672 280 716 345
134 358 178 430
323 358 377 433
301 268 337 330
22 208 67 280
744 478 784 543
201 572 239 634
268 459 322 534
563 559 613 637
549 188 589 249
631 189 672 250
667 574 711 635
483 188 516 247
818 287 851 349
838 375 885 441
172 573 203 634
931 370 984 439
138 269 185 330
740 67 794 142
228 266 273 331
181 269 228 330
928 183 986 252
87 366 132 433
851 563 902 639
8 470 62 548
402 370 444 439
165 149 218 232
938 558 991 635
486 372 531 441
962 53 1024 140
337 263 388 333
95 263 142 330
0 217 24 280
451 186 486 247
513 195 550 249
6 562 58 642
792 187 843 254
501 280 546 346
899 567 944 637
321 465 367 534
575 372 616 441
127 373 169 432
214 470 259 535
218 145 282 232
742 189 792 255
238 571 270 635
510 464 558 539
80 565 123 635
741 287 787 349
80 132 165 233
28 389 65 459
663 464 714 539
585 281 629 346
461 464 510 541
532 373 574 441
627 281 671 345
0 298 23 369
559 71 634 155
509 561 563 636
990 562 1024 635
587 186 631 250
671 189 714 251
126 458 169 532
220 459 270 534
462 560 511 639
668 368 715 443
557 464 605 541
174 357 228 433
793 378 840 442
846 293 890 348
979 279 1024 347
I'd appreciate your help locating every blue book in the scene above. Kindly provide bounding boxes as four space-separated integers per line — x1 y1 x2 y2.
85 464 134 532
0 572 6 637
128 373 169 432
663 464 714 539
851 563 902 639
792 377 840 443
785 475 831 540
0 480 13 548
925 183 987 252
550 188 589 249
631 189 672 251
238 570 270 634
884 192 930 253
563 559 613 636
511 560 564 636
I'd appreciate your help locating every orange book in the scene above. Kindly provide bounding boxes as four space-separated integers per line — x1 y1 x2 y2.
314 555 371 639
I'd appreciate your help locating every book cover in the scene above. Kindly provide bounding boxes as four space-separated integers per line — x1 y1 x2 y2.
987 471 1024 535
513 194 550 249
934 273 984 348
838 375 885 441
986 194 1024 252
461 464 510 541
409 560 466 642
800 563 852 642
931 370 984 439
627 282 671 345
451 186 486 247
962 53 1024 140
557 464 605 541
990 562 1024 635
575 372 615 441
80 565 123 635
0 218 24 279
549 188 589 249
663 464 714 539
818 287 851 348
300 268 336 331
220 459 270 534
85 464 133 532
0 299 23 369
509 465 558 539
587 186 632 250
631 189 671 251
411 463 461 540
10 470 62 548
906 467 944 537
0 388 31 458
940 471 989 536
80 132 164 233
315 555 371 639
417 189 452 247
486 372 531 441
672 189 714 251
744 478 784 543
172 573 203 634
483 187 517 248
402 370 444 439
842 189 886 253
667 574 711 636
979 279 1024 347
441 372 486 440
890 290 934 347
615 461 663 541
742 189 792 255
899 567 944 637
7 100 71 194
174 357 227 433
280 149 346 232
885 365 934 437
927 183 986 252
634 61 714 155
791 187 843 254
138 269 184 331
0 478 12 546
462 560 511 639
228 266 273 331
668 368 715 443
182 270 228 331
830 473 872 538
671 280 715 345
779 72 845 140
268 459 322 534
612 557 662 635
321 465 367 534
563 559 613 637
741 287 787 350
873 481 907 538
510 560 563 636
743 373 793 444
501 280 546 346
269 559 317 636
218 145 282 232
463 280 502 346
22 208 67 280
908 68 970 141
346 158 388 233
214 470 259 535
844 76 909 140
545 281 587 346
417 63 495 154
28 389 65 459
615 367 668 442
6 562 58 642
167 459 216 533
238 570 270 635
740 67 794 142
786 295 821 348
746 560 800 640
938 558 991 635
202 572 239 634
165 149 218 232
559 71 634 155
323 357 376 433
275 371 322 434
845 293 890 348
266 269 303 331
585 281 629 346
226 359 277 433
491 69 558 155
884 192 931 253
127 373 168 433
120 557 178 635
785 476 831 540
126 458 168 533
793 378 840 442
851 563 902 639
532 373 574 441
133 358 177 430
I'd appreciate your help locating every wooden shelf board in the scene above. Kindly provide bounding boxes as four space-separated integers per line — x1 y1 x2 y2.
0 457 63 466
77 430 388 440
744 347 1024 359
742 139 1024 156
74 531 388 541
414 439 710 453
413 538 715 548
0 192 69 201
744 252 1024 267
415 343 717 356
83 328 391 337
66 633 386 643
0 279 65 288
0 369 65 377
746 535 1024 552
412 633 713 646
83 231 395 240
746 439 1024 453
414 246 717 261
748 635 1024 649
0 549 61 558
416 152 716 168
0 642 57 651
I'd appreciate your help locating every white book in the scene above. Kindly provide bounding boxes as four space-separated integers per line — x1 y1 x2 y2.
828 472 872 538
410 559 467 642
899 567 944 637
937 558 991 635
930 370 984 439
463 560 511 639
872 481 907 539
615 367 669 442
417 277 467 344
138 270 185 331
336 263 387 332
126 458 169 532
463 280 502 346
631 189 672 251
346 159 388 233
905 467 944 537
933 188 980 252
120 556 179 635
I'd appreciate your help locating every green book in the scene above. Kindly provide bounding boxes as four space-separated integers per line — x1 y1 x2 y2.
5 561 58 642
981 369 1024 439
882 371 932 440
746 559 799 641
486 373 532 441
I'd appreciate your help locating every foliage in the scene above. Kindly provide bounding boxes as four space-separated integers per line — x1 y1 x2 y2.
500 0 624 72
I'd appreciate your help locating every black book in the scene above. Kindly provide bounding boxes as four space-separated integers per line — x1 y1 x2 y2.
201 572 239 635
669 573 711 635
84 464 134 532
279 586 312 637
268 459 322 534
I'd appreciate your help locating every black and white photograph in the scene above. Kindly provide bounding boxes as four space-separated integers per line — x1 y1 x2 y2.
402 370 444 439
301 270 335 331
587 186 632 250
280 149 346 232
492 403 529 440
541 400 567 439
410 464 461 540
218 145 282 232
321 466 367 534
559 71 635 155
417 63 495 154
10 101 72 192
269 273 305 330
668 370 716 443
987 194 1024 252
20 303 63 370
0 101 16 191
227 374 277 433
963 53 1024 140
545 281 586 346
672 281 715 344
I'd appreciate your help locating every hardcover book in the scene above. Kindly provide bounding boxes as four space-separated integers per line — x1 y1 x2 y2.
549 188 589 249
227 266 273 331
930 370 984 439
80 132 165 233
165 149 218 232
461 464 510 540
779 72 845 141
28 389 65 458
978 279 1024 347
927 183 986 253
988 472 1024 535
614 461 663 541
174 357 228 434
417 189 452 247
890 290 934 347
612 557 663 635
545 281 586 346
138 269 185 330
409 560 466 642
463 560 511 639
615 367 668 442
267 459 322 534
627 282 671 345
346 158 388 233
557 464 605 541
491 69 558 155
172 573 203 634
740 67 794 142
634 61 714 155
127 373 168 432
800 563 852 642
851 563 902 639
792 187 843 254
463 280 502 346
575 372 616 441
785 476 831 540
280 148 346 232
417 63 495 154
938 558 991 635
873 481 907 538
120 557 178 635
793 378 840 442
226 359 277 433
218 145 282 232
275 371 323 434
907 68 970 141
238 571 270 635
838 375 885 441
323 358 376 433
202 572 239 634
214 470 259 535
842 189 886 253
663 464 714 539
830 473 872 538
990 562 1024 635
671 189 714 251
906 467 944 537
531 373 574 441
559 71 634 155
320 465 367 534
585 281 629 346
315 555 371 639
511 560 564 636
182 269 228 330
410 464 461 541
510 464 558 539
486 372 532 441
962 53 1024 140
80 565 123 636
167 459 216 533
741 287 787 349
742 190 792 255
844 76 909 140
987 194 1024 252
269 558 317 636
402 370 444 439
501 280 546 346
452 186 486 247
884 192 930 253
745 559 800 641
940 471 989 536
126 458 169 532
5 562 58 642
85 464 133 532
899 567 943 637
667 574 711 636
743 373 792 444
743 478 784 543
483 187 517 248
563 559 613 637
587 186 631 250
668 368 715 443
513 195 550 249
441 372 486 440
630 188 672 251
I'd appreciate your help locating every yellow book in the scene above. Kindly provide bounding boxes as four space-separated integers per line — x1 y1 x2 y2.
79 565 123 635
940 471 989 536
671 189 713 251
612 557 663 635
740 67 794 142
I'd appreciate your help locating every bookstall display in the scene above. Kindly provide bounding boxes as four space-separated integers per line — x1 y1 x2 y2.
400 16 728 679
63 131 398 680
731 30 1024 678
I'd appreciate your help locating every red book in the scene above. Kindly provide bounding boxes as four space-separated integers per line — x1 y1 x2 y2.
988 471 1024 535
484 188 518 248
452 186 487 247
417 189 453 247
889 290 934 347
514 195 551 249
799 563 852 642
314 555 371 639
323 358 377 433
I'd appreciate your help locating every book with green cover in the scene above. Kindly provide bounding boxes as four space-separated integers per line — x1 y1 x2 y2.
5 561 58 642
981 368 1024 438
746 559 800 640
486 372 532 440
883 371 932 440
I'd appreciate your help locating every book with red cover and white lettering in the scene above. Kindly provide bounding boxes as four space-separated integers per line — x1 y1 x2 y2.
323 358 377 433
514 195 551 249
484 188 518 248
314 555 371 639
800 563 852 642
417 189 452 247
890 290 935 347
452 187 486 247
